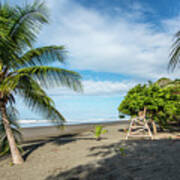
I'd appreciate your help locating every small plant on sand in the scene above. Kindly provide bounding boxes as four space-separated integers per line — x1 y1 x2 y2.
94 125 108 141
114 145 126 156
119 147 126 156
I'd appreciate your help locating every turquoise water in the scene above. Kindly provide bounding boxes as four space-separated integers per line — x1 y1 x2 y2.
16 95 126 127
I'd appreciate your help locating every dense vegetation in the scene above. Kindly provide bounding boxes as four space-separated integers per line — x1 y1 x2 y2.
118 78 180 129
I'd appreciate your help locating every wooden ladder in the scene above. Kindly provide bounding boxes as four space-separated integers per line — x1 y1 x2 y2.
126 108 153 140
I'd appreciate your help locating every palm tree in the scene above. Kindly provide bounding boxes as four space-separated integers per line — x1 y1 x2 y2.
0 2 82 164
169 31 180 70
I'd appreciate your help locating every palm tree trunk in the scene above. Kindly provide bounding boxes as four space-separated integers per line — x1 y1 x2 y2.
0 101 24 164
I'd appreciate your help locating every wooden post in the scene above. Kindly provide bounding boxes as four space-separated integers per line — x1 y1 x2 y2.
151 120 157 135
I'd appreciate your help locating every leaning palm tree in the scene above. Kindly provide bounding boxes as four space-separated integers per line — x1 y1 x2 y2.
169 31 180 70
0 2 82 164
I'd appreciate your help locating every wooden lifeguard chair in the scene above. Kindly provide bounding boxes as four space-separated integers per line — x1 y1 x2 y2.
126 107 153 140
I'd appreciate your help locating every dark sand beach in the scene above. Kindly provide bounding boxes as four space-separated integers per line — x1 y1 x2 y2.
1 121 180 180
21 121 129 142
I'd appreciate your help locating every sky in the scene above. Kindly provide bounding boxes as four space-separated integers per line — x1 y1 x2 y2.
9 0 180 124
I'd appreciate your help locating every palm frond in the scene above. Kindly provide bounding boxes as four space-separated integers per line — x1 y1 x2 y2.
0 72 27 94
19 46 67 67
17 66 82 91
15 75 66 125
9 1 48 49
0 35 22 68
0 2 16 25
169 31 180 70
0 2 49 68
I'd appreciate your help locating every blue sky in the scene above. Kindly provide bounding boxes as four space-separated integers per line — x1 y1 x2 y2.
9 0 180 124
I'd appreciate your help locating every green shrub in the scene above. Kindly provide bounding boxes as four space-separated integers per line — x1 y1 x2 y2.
118 81 180 129
94 125 108 140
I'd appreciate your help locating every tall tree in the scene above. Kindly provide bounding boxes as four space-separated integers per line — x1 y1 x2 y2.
0 2 82 164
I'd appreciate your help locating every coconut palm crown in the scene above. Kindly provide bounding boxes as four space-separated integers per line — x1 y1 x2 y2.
0 2 82 164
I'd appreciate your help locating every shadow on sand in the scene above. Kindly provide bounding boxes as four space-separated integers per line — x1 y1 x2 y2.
22 134 78 161
22 134 99 161
45 139 180 180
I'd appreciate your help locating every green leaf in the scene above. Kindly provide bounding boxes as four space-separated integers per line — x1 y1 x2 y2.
17 66 82 91
19 46 67 67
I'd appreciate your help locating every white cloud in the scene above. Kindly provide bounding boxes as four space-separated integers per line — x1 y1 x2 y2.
82 80 136 95
39 0 180 82
48 80 136 96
